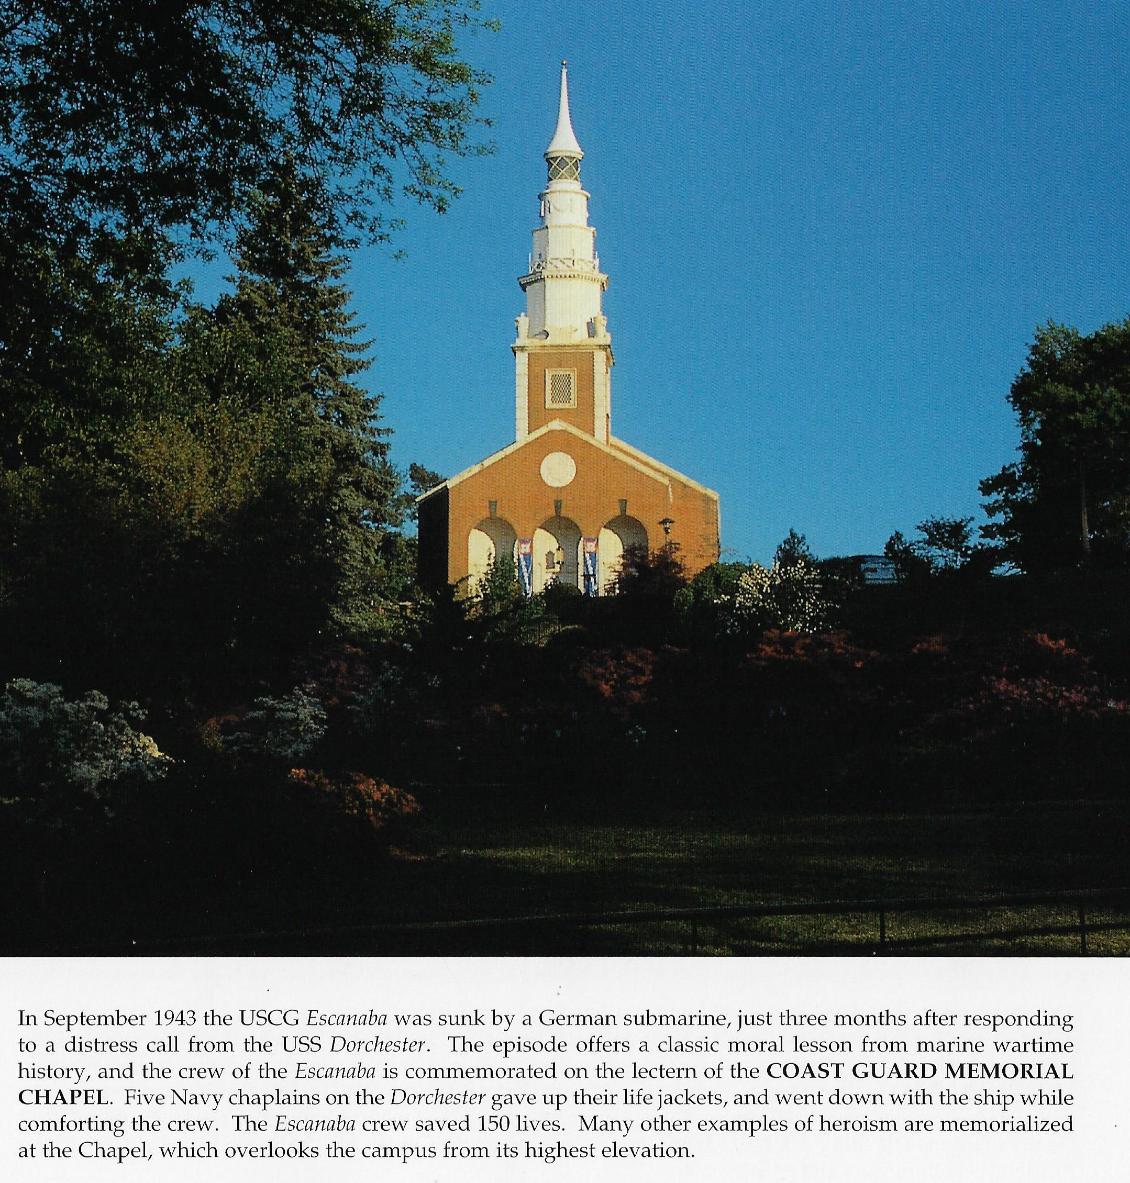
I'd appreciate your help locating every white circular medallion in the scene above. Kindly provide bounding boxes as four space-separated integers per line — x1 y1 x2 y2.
539 451 577 488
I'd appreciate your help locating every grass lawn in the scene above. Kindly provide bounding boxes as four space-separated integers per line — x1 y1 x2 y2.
237 796 1130 956
32 796 1127 956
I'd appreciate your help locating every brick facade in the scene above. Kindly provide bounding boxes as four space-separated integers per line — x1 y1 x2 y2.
416 65 720 595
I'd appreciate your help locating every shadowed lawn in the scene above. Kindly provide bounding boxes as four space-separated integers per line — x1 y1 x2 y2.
354 797 1130 956
13 797 1127 955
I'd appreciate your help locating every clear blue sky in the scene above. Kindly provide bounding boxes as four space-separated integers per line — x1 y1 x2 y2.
232 1 1130 563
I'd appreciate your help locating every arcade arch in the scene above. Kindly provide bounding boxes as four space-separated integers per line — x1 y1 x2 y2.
598 515 648 594
467 517 518 592
532 515 582 593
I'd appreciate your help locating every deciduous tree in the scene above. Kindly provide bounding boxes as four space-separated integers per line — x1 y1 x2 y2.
981 320 1130 571
0 0 494 248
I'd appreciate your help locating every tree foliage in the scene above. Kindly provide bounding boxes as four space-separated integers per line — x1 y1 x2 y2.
1 166 410 684
0 0 494 249
915 516 976 570
458 554 558 645
981 319 1130 572
774 527 816 569
674 535 839 639
730 556 835 634
883 529 930 583
0 3 495 684
408 463 444 496
220 162 405 636
0 239 185 680
610 543 687 600
882 517 997 582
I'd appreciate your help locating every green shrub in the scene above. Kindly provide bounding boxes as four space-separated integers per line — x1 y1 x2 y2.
220 684 327 761
0 678 170 826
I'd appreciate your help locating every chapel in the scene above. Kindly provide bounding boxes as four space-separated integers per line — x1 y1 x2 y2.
417 64 720 595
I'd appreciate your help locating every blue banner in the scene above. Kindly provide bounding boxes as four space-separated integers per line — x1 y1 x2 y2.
583 537 598 597
517 539 533 596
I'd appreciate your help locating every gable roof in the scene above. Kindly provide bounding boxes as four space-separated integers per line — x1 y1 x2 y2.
415 420 679 502
609 435 720 500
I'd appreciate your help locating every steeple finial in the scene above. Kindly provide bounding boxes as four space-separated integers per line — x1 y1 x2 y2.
546 60 583 159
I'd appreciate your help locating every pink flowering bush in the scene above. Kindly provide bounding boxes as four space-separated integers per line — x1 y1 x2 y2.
959 675 1129 727
289 768 419 834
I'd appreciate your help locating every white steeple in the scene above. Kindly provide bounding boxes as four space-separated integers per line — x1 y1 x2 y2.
546 61 583 159
517 62 609 343
513 63 613 446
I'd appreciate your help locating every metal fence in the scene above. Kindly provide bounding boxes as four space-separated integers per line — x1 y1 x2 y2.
114 886 1130 956
378 886 1130 956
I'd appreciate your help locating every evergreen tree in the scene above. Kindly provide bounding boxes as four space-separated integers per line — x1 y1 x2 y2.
1 176 408 688
0 235 182 687
220 164 404 638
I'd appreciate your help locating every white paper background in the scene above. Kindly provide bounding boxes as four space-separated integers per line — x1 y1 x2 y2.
2 956 1126 1181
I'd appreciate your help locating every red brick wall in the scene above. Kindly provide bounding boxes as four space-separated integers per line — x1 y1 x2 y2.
525 348 597 435
437 429 719 586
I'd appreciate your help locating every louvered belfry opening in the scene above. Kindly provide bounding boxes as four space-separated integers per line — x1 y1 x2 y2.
546 369 576 408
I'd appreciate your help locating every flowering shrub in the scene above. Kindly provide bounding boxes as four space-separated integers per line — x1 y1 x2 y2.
910 634 951 657
726 556 837 634
905 629 1089 680
1010 632 1091 681
221 684 327 760
749 630 875 668
574 648 659 717
289 768 419 833
0 678 170 824
958 675 1130 727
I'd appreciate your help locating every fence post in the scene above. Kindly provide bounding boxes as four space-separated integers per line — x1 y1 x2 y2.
689 918 699 956
1078 906 1088 956
878 907 887 952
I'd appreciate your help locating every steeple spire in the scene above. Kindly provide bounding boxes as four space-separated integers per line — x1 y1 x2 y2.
519 60 606 345
546 60 583 161
514 62 611 442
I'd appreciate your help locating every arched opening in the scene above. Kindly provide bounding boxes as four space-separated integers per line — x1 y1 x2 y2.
598 515 648 594
467 517 517 592
532 515 582 593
